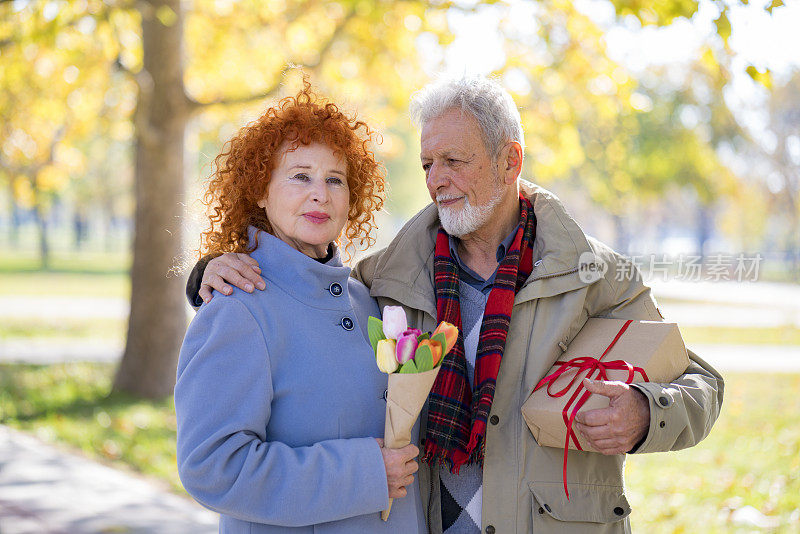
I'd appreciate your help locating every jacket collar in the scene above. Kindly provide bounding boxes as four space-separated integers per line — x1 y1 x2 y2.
247 226 355 310
368 181 600 316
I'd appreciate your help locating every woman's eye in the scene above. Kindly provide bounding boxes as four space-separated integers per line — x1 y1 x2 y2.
327 176 344 185
291 173 310 181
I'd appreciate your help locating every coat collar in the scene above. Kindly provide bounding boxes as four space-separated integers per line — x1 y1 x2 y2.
247 226 355 310
368 181 601 316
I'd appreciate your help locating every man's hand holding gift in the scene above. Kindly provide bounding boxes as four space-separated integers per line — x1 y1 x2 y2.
574 379 650 455
521 318 690 499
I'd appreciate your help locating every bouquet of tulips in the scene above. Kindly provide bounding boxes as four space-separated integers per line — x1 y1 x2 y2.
368 306 458 521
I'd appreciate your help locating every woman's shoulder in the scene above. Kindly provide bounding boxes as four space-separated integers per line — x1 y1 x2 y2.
192 285 280 335
179 287 273 374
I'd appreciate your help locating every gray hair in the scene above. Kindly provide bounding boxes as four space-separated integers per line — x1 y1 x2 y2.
409 76 525 159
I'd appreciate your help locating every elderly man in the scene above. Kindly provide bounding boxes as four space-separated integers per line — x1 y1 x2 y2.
187 77 723 534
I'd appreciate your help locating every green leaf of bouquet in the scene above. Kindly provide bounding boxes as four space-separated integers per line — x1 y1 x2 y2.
368 316 386 353
417 332 430 341
399 359 418 374
431 332 447 352
415 346 433 372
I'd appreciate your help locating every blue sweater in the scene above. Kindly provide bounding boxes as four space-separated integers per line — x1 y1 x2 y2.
175 228 426 533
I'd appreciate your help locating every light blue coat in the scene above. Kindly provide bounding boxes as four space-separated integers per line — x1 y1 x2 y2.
175 228 426 533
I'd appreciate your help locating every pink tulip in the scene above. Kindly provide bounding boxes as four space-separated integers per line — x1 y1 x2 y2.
401 328 422 339
382 306 408 339
395 331 420 364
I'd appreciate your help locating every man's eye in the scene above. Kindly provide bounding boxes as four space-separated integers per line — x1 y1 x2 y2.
291 173 310 181
447 158 460 165
422 163 431 172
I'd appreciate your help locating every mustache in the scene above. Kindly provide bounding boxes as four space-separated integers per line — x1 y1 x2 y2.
436 194 464 204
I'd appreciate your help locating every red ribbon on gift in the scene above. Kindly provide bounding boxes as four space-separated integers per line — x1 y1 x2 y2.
532 320 649 499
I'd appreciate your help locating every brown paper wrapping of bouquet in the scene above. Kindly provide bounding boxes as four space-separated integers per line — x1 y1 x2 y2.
381 366 440 522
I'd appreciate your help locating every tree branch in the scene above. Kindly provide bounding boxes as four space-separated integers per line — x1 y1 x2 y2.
184 64 291 111
185 4 356 111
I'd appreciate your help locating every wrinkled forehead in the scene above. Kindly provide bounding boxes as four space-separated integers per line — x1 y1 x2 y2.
272 140 348 174
276 139 345 162
420 108 487 157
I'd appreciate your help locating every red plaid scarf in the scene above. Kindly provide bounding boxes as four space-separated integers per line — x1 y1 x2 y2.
423 195 536 472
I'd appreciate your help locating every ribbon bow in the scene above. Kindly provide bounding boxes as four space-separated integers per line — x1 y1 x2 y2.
532 320 649 499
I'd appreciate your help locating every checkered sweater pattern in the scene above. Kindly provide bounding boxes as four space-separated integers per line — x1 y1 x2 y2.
440 280 486 534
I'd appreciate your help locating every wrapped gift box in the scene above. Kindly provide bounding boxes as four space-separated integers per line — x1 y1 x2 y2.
521 318 690 452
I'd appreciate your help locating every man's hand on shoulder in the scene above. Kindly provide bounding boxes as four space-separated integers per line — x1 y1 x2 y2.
573 378 650 455
200 253 265 304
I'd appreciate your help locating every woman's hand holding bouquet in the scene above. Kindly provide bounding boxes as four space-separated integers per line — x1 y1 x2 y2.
368 306 458 520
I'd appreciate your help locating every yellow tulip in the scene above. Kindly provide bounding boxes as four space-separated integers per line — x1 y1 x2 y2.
376 339 399 373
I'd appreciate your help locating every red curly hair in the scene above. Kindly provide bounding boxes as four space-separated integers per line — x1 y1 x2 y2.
200 83 385 260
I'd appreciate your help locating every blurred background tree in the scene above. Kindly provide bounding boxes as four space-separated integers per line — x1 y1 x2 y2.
761 73 800 275
0 0 794 398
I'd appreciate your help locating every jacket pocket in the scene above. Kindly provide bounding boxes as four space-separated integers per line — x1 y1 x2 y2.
529 481 631 532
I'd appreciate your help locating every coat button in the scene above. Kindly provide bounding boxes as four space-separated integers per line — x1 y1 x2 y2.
485 526 495 534
613 506 625 516
538 507 545 514
490 415 499 425
658 396 670 407
341 317 354 331
329 282 343 296
659 421 666 428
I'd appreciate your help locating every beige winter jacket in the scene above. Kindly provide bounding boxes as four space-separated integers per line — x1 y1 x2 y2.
353 181 724 534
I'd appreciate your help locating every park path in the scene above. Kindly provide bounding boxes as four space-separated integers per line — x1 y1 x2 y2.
0 425 217 534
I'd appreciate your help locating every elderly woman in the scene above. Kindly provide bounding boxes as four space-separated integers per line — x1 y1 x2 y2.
175 86 425 533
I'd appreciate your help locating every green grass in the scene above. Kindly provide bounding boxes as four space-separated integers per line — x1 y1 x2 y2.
681 325 800 346
626 373 800 533
0 252 131 298
0 271 130 298
1 363 798 531
0 250 131 274
0 363 181 493
0 317 126 339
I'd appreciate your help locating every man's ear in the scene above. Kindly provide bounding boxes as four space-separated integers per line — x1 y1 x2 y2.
499 141 523 185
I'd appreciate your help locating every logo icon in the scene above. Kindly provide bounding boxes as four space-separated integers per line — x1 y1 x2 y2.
578 252 608 283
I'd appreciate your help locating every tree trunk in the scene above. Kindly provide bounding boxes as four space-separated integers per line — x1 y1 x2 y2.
103 197 116 252
34 202 49 270
696 203 712 261
73 208 88 250
113 0 189 398
7 182 20 246
785 196 800 282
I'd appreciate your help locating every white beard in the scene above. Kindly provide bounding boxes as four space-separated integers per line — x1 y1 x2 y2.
436 189 503 237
